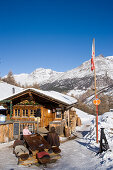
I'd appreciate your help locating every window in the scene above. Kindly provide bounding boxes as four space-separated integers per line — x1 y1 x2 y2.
30 109 34 116
14 109 20 117
18 109 20 116
15 109 17 117
56 108 62 119
22 109 28 117
26 109 28 116
23 110 25 116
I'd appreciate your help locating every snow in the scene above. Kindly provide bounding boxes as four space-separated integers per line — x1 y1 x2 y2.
46 54 113 81
0 82 77 105
0 81 23 101
67 89 86 98
82 111 113 169
106 56 113 60
7 55 113 99
1 55 113 105
13 68 63 86
75 108 94 125
1 109 113 169
4 55 112 89
29 88 77 105
0 106 6 110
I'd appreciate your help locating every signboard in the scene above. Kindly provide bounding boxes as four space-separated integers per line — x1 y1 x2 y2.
13 122 20 135
93 98 101 105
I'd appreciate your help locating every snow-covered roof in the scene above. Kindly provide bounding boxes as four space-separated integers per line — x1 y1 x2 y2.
0 106 6 110
29 88 77 105
0 81 77 106
0 81 23 101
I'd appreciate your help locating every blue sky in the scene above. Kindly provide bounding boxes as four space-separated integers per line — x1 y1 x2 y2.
0 0 113 76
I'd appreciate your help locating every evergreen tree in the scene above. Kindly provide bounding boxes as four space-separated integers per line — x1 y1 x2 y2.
2 70 17 86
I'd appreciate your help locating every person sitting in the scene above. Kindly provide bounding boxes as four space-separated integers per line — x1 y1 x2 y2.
23 125 32 136
47 126 61 153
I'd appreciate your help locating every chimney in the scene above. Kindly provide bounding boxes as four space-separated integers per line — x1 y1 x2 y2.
12 87 15 94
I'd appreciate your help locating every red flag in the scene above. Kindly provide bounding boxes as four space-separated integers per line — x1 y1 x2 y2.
91 57 95 71
91 38 95 71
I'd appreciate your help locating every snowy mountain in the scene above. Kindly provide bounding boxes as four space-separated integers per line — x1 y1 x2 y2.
13 68 63 86
4 55 113 98
41 55 113 94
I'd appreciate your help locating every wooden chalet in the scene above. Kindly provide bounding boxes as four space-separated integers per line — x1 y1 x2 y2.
0 88 77 128
0 83 81 143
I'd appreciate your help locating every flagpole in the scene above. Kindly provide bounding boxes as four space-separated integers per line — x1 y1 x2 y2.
92 38 98 143
94 62 98 143
93 39 97 99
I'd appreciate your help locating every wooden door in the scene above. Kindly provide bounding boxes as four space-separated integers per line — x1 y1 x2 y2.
41 107 53 127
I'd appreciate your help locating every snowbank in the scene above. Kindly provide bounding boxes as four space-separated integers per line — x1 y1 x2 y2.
84 111 113 168
85 112 113 144
75 108 94 125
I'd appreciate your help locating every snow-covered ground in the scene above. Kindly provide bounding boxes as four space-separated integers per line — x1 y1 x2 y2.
0 109 113 170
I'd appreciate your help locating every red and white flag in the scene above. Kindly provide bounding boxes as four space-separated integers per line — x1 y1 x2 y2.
91 38 95 71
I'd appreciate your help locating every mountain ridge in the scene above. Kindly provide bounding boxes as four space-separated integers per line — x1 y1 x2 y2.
4 54 113 98
40 55 113 94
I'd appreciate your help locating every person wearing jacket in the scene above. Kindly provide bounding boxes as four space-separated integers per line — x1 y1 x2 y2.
47 126 60 148
23 125 32 136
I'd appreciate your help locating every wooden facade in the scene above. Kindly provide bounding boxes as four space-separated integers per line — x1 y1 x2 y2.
12 104 63 127
0 89 72 128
